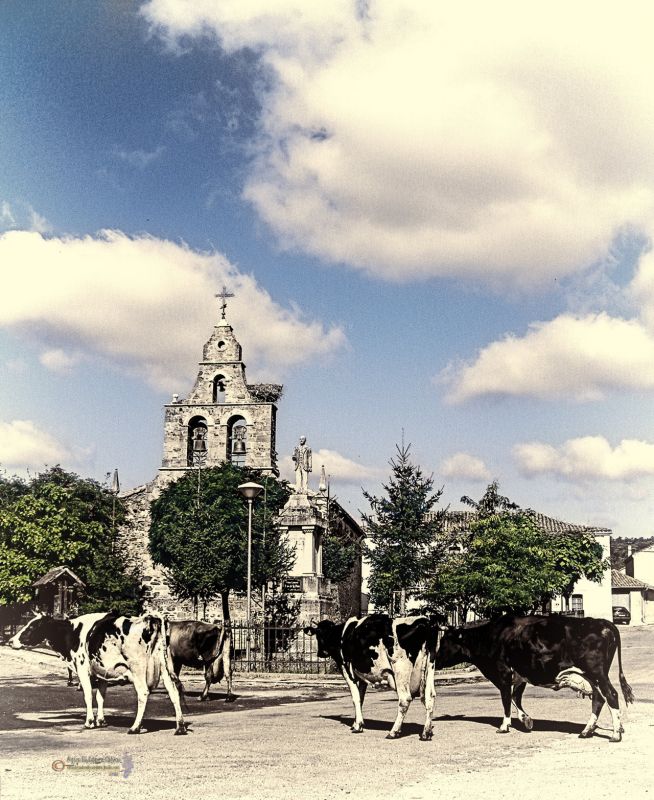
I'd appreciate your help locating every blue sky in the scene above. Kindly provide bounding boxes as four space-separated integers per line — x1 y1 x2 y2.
2 1 654 535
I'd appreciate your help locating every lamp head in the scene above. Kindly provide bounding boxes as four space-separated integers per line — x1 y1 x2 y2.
238 481 264 501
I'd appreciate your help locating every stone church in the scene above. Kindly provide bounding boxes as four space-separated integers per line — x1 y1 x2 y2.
119 294 364 623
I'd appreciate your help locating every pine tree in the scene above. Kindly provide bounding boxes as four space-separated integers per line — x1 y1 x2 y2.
362 443 444 613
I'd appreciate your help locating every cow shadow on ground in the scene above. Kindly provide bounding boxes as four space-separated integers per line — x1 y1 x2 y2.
82 714 189 733
7 710 185 733
435 714 581 735
181 690 238 703
320 714 426 737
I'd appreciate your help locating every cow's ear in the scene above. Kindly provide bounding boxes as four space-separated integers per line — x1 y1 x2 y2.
303 627 315 636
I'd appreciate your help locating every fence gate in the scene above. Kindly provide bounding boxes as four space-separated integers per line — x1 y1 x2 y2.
230 623 333 674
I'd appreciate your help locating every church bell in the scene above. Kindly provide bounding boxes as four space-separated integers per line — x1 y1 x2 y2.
232 439 246 455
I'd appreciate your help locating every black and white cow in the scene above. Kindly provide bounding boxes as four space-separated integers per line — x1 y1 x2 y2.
169 620 234 702
435 614 634 742
9 612 187 735
305 614 438 740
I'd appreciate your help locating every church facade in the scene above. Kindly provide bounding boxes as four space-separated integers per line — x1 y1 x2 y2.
119 298 364 623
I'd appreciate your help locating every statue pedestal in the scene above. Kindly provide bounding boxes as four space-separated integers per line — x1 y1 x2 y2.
277 491 335 621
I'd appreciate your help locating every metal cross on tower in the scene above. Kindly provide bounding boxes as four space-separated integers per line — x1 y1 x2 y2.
215 285 235 320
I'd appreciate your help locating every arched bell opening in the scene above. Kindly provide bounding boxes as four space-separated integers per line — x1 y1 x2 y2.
187 416 208 466
227 415 248 467
212 374 227 404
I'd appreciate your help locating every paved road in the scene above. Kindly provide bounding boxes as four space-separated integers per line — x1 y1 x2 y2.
0 626 651 800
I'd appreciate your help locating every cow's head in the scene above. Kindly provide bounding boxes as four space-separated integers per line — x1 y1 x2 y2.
304 619 342 659
434 626 469 668
7 613 50 649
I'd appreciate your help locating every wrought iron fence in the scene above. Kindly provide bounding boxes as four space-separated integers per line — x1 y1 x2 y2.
229 622 334 674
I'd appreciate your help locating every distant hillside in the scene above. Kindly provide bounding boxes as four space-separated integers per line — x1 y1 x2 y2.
611 536 654 570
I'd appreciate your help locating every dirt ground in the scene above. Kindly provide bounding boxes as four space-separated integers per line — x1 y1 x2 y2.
0 625 651 800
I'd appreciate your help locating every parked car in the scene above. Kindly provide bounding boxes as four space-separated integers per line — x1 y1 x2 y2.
612 606 631 625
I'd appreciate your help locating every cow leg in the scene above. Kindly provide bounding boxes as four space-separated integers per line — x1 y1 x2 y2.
95 683 108 727
67 667 76 687
511 678 533 731
77 667 96 729
221 624 235 702
127 675 150 734
496 677 514 734
579 686 604 739
200 662 212 702
386 689 411 740
342 668 366 733
159 654 187 735
597 676 622 743
419 656 436 741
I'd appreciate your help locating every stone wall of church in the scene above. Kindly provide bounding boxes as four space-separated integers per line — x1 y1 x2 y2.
160 401 277 473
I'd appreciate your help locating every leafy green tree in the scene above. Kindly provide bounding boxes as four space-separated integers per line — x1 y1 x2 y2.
322 500 360 584
461 480 518 517
423 483 607 618
0 467 141 615
149 464 294 621
362 443 445 613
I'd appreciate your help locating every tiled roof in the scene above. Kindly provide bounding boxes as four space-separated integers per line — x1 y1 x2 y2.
425 509 612 536
611 570 653 590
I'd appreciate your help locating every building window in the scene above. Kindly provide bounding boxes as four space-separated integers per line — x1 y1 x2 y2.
227 416 247 467
571 594 584 617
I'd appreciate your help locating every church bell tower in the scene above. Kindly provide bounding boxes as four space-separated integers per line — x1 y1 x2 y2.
159 287 282 476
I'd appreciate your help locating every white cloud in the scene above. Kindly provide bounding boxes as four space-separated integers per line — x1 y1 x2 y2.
1 202 16 229
0 229 347 391
440 452 491 482
39 349 82 373
114 145 166 169
279 448 384 487
441 313 654 403
514 436 654 482
141 1 654 285
0 419 88 471
0 201 52 234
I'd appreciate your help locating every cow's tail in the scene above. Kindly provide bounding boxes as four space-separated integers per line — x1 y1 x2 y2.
615 626 635 705
148 614 184 698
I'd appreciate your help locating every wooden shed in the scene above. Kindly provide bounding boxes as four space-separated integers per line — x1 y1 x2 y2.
32 566 85 617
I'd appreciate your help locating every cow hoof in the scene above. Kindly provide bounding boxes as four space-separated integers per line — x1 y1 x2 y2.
350 727 364 734
127 727 141 735
225 695 236 703
578 731 592 739
521 716 533 731
83 722 95 730
609 734 622 743
96 719 107 728
419 731 433 741
496 729 511 734
174 726 187 736
199 695 208 702
385 732 400 740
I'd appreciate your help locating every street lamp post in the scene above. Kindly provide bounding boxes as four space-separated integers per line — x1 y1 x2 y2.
238 481 263 670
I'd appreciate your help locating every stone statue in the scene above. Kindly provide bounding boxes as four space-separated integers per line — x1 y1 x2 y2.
292 435 312 493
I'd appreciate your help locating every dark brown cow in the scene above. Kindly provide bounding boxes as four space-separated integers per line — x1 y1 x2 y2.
435 614 634 742
168 620 234 702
